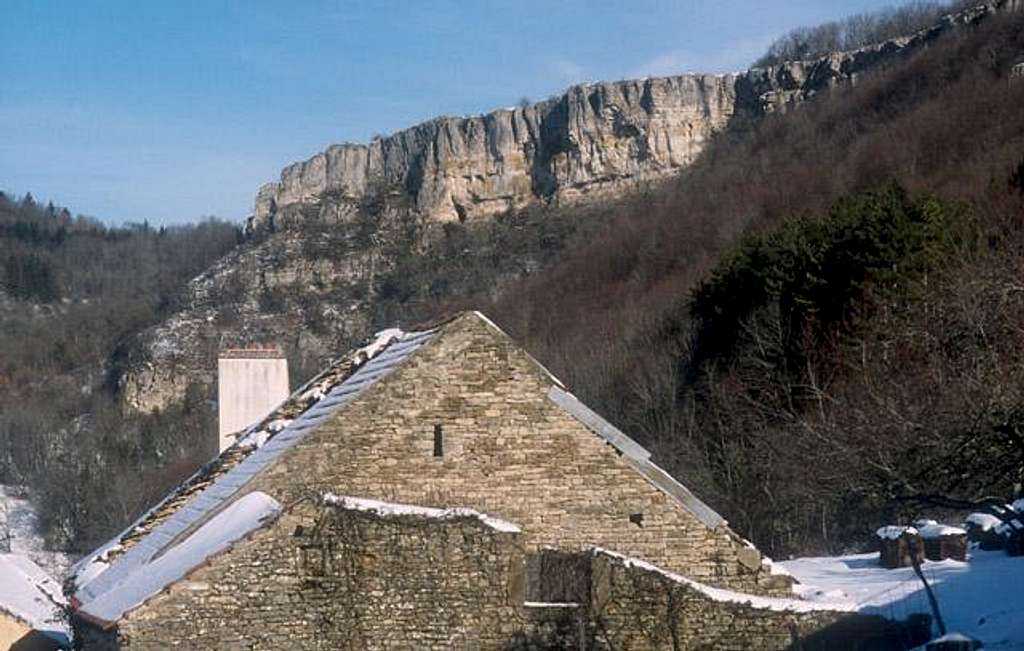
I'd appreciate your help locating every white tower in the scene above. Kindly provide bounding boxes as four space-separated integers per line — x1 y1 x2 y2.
217 346 289 452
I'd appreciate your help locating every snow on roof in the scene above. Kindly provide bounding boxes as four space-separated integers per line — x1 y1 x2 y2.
964 513 1003 531
876 525 918 540
71 311 760 622
589 547 855 613
0 553 70 645
78 491 282 626
74 326 435 612
918 523 966 539
321 494 521 533
930 632 978 643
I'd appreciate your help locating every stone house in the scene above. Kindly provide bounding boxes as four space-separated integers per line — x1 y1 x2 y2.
70 311 859 649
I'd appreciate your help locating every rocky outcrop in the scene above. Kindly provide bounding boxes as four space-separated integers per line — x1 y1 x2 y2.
251 74 739 229
250 0 1021 232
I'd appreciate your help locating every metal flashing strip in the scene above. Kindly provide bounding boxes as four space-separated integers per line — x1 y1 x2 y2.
547 386 651 462
77 330 434 608
546 385 726 529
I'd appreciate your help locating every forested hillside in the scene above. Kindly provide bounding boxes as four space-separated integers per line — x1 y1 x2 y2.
6 2 1024 562
477 8 1024 556
0 194 240 548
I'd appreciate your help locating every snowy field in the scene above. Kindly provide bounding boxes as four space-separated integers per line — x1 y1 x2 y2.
780 550 1024 649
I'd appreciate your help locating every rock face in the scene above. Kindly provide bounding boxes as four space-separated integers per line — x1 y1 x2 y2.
250 0 1020 232
252 74 739 229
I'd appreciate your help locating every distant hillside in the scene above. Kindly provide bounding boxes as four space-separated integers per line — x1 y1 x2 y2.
0 193 240 549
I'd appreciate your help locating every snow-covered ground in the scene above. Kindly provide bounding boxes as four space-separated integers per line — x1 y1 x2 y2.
0 485 77 580
780 550 1024 649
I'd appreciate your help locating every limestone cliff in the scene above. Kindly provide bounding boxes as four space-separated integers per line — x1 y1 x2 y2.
249 0 1019 233
251 74 739 229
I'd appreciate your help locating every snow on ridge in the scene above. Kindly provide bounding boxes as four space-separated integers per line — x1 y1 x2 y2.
964 512 1002 531
876 525 917 540
588 546 856 613
354 327 406 363
918 523 966 539
295 327 409 405
320 494 521 533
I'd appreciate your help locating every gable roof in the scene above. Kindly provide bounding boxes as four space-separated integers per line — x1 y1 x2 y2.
0 553 70 646
71 311 728 625
73 326 436 622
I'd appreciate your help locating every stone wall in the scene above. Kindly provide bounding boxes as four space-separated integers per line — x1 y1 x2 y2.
241 312 782 595
73 492 911 650
73 501 898 651
579 550 917 651
75 502 527 650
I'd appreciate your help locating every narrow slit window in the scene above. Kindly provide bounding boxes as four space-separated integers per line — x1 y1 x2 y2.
433 424 444 457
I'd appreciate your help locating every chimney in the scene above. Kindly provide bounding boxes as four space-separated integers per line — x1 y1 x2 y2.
217 345 289 452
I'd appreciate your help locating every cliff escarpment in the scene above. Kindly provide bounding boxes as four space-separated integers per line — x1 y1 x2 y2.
250 0 1019 233
252 74 738 230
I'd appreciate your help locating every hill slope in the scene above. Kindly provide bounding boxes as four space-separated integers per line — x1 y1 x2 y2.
121 0 1023 418
7 0 1024 557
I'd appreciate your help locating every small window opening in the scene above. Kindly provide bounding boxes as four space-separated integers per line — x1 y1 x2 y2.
433 424 444 458
629 512 644 527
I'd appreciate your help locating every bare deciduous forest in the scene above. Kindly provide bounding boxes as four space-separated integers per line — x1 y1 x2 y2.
0 196 240 548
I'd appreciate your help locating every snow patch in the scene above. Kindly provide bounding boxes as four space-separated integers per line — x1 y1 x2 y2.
353 327 405 363
876 525 918 540
964 513 1002 531
321 494 521 533
917 524 966 539
780 549 1024 649
238 429 271 449
1 485 76 580
266 418 292 432
589 547 855 613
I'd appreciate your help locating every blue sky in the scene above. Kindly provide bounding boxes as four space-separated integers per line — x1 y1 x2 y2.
2 1 924 225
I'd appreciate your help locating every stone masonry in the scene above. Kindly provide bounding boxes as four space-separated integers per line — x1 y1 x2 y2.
241 312 779 594
76 502 527 650
76 502 871 650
